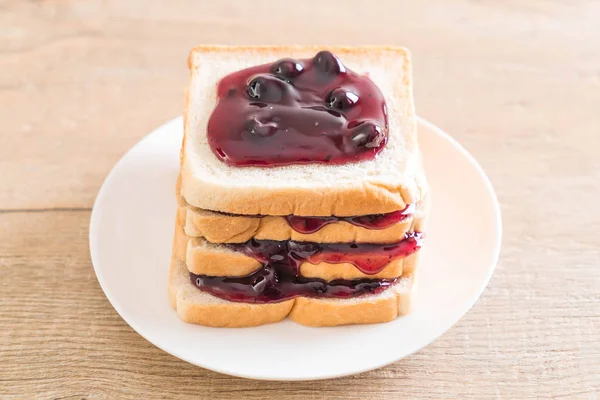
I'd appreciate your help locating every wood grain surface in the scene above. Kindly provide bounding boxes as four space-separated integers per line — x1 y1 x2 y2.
1 0 599 398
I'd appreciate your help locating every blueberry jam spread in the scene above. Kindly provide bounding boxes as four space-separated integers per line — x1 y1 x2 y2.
191 270 396 303
207 51 388 166
285 204 415 234
190 233 423 303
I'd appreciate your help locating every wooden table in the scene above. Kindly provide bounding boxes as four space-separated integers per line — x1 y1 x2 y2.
2 1 599 398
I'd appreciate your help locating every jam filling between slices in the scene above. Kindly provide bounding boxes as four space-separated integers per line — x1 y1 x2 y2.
190 232 423 303
210 204 414 234
285 204 414 234
207 51 388 166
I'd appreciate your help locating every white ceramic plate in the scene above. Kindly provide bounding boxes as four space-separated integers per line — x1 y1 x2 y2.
90 117 501 381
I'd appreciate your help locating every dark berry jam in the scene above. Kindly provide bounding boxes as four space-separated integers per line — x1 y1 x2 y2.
229 232 423 274
191 268 396 303
190 233 423 303
207 51 388 166
285 204 415 234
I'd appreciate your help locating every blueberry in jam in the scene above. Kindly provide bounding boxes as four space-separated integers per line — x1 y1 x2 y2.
270 58 304 79
326 87 359 110
313 50 346 75
207 50 388 166
350 122 385 148
246 75 287 102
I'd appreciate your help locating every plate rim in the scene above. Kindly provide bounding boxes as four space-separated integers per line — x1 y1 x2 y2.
89 116 502 381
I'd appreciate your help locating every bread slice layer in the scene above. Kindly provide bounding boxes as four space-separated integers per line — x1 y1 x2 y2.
181 45 428 216
184 199 428 244
170 258 416 328
186 236 420 281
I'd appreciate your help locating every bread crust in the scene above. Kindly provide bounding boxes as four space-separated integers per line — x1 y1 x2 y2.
288 285 414 327
181 45 429 216
186 237 261 276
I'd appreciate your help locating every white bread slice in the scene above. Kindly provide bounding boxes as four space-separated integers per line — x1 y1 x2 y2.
169 258 417 328
186 236 420 281
180 45 429 216
184 199 428 244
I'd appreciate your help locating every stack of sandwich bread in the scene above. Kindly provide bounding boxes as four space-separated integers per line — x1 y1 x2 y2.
170 45 429 327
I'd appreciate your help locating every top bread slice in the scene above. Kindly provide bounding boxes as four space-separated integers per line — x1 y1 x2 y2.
181 45 428 216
